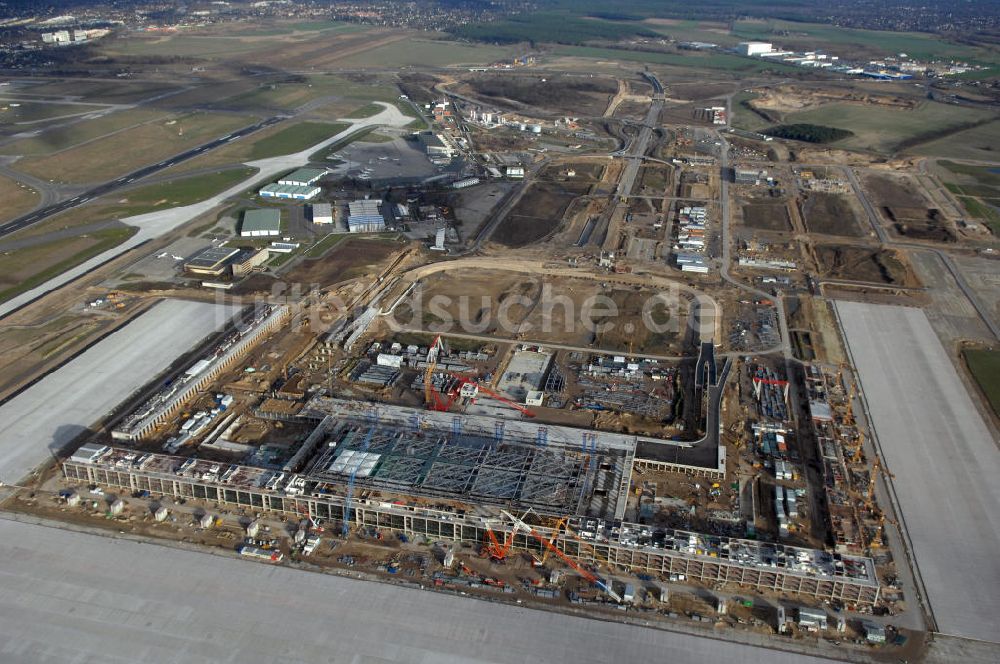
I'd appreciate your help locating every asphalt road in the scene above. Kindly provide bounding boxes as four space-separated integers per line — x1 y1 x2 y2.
0 115 284 239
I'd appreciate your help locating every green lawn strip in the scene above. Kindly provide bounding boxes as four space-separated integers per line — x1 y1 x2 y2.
963 349 1000 418
552 45 801 73
96 167 258 218
304 233 348 258
956 196 1000 233
250 122 351 160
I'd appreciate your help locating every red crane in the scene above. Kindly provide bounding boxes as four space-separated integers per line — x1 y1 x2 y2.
482 524 514 561
426 371 537 418
501 510 621 602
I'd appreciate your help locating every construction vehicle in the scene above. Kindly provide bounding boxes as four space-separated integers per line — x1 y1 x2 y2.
502 510 622 603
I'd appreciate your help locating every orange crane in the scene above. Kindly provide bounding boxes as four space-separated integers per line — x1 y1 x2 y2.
865 456 894 512
423 335 448 411
502 510 622 602
483 524 514 561
539 517 567 563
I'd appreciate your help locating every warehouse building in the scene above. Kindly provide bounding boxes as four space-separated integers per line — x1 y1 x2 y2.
278 168 326 187
738 41 773 56
259 183 321 201
240 209 281 237
184 246 241 276
347 199 385 233
311 202 333 225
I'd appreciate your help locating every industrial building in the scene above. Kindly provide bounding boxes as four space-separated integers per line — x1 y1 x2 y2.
259 183 321 201
675 252 709 273
311 202 333 225
738 41 773 56
347 199 386 233
278 168 326 187
240 209 281 237
184 246 241 276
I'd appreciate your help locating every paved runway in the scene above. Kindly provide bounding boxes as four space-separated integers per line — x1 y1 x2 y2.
0 519 841 664
0 299 237 484
836 301 1000 643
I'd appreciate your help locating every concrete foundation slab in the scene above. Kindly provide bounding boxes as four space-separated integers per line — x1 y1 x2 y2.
0 299 238 484
836 301 1000 643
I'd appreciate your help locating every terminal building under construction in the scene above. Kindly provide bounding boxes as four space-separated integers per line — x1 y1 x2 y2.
65 395 881 607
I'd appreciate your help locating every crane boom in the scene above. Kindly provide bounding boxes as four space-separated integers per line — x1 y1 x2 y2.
501 510 621 602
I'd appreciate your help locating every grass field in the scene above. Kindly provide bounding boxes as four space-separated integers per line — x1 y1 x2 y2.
963 348 1000 418
346 103 384 118
552 45 801 73
80 167 258 220
0 175 38 223
103 35 269 58
731 91 771 131
934 160 1000 234
10 79 179 104
224 74 357 111
304 233 348 258
733 19 998 65
13 112 255 183
0 100 105 124
0 226 136 303
333 38 515 68
212 20 365 37
913 120 1000 161
642 19 739 46
784 102 995 154
0 108 169 156
157 119 350 175
956 197 1000 234
249 121 350 160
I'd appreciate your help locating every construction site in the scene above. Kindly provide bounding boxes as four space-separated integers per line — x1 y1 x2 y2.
7 275 893 641
5 49 989 663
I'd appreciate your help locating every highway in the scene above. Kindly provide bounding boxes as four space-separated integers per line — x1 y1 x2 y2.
0 115 284 239
591 73 664 247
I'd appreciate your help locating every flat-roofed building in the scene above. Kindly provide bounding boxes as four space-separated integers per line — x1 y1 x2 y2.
184 246 241 276
240 209 281 237
259 183 320 200
347 199 385 233
231 248 269 276
311 202 333 224
278 168 326 187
